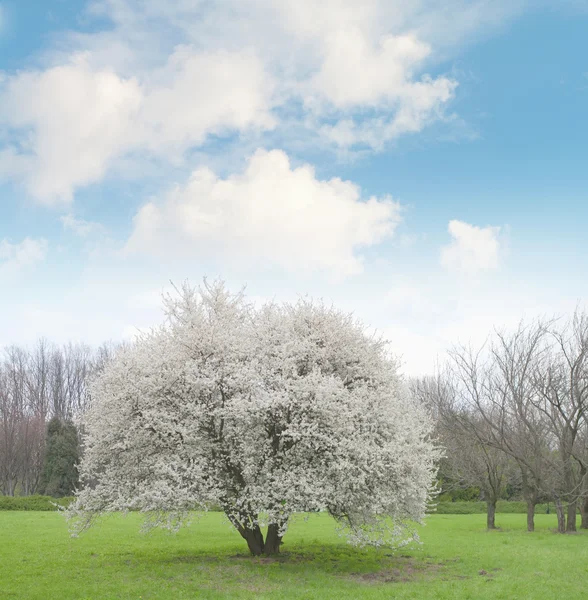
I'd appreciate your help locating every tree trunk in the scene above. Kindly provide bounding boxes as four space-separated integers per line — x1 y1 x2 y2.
526 500 536 532
555 498 566 534
566 500 577 532
243 524 265 556
521 476 537 533
264 523 283 556
486 500 497 530
580 497 588 529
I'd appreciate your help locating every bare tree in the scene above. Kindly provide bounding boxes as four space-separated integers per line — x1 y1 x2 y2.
575 423 588 529
18 414 45 495
483 323 554 532
64 343 94 416
444 314 588 534
0 368 20 495
411 373 512 529
0 347 29 495
27 339 51 421
530 312 588 532
0 340 109 496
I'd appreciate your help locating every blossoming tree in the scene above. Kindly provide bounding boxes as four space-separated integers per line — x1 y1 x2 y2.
67 280 439 555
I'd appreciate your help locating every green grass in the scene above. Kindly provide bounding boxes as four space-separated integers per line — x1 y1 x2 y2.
1 511 587 599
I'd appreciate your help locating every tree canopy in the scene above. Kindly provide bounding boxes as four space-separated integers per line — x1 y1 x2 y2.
67 280 439 555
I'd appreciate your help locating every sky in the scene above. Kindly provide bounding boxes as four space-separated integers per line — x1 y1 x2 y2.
1 0 588 376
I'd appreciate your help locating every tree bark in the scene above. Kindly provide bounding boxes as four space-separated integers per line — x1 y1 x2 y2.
555 498 566 534
566 500 577 532
580 497 588 529
226 512 287 556
526 500 536 532
242 524 265 556
264 523 283 556
225 509 267 556
486 500 497 530
521 477 537 533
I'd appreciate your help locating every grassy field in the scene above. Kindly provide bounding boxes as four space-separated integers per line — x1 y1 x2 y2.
1 511 587 599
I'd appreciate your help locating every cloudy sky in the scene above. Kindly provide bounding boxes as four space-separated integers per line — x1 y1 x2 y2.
1 0 588 375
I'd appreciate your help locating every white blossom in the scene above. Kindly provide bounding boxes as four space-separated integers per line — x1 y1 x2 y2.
67 280 439 554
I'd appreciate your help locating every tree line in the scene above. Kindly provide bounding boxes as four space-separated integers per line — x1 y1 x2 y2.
4 307 588 538
0 340 116 496
412 312 588 534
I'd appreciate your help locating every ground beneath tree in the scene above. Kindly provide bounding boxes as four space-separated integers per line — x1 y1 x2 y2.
349 555 447 584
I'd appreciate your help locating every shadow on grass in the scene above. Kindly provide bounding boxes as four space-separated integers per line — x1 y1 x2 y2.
153 544 461 586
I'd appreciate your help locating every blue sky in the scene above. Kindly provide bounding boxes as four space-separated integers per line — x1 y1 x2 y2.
1 0 588 375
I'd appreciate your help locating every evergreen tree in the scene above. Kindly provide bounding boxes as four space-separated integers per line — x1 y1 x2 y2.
40 417 80 497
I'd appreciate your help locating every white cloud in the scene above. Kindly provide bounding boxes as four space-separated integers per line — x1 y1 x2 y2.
141 46 275 153
440 219 503 275
126 148 401 278
299 25 458 150
319 74 456 150
60 214 105 237
0 237 48 277
0 48 273 204
305 30 452 107
0 56 142 204
0 0 579 380
0 0 522 203
259 4 459 150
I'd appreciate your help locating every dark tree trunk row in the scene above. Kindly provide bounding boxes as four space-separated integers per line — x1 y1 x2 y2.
521 475 538 533
486 500 497 530
487 496 586 534
555 498 566 534
526 500 535 532
566 500 577 533
580 497 588 529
